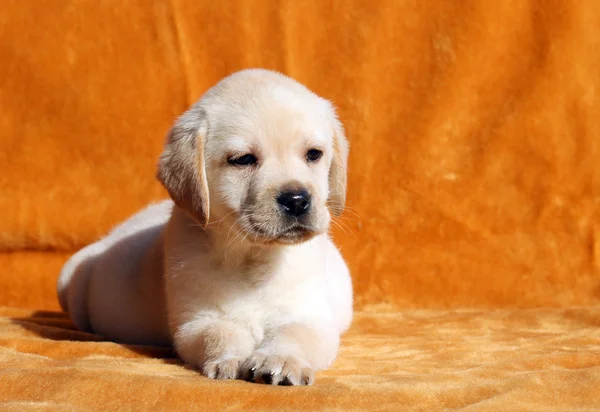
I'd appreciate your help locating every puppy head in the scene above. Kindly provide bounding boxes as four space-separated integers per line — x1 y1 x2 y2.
157 69 349 245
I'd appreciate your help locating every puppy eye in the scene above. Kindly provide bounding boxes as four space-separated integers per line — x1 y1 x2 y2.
228 154 257 166
306 149 323 162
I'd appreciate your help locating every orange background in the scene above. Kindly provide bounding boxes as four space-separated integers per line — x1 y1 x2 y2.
1 0 600 311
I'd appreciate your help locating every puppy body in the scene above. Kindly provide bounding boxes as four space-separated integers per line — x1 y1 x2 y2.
57 200 172 345
57 69 353 385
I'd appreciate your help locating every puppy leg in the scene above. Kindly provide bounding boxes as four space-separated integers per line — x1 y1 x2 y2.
174 319 255 380
241 322 339 386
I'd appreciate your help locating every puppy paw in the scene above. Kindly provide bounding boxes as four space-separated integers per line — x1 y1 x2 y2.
202 357 243 380
240 352 314 386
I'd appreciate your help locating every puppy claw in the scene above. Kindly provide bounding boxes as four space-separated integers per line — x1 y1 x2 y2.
259 372 273 384
302 368 315 385
202 357 242 380
241 352 313 386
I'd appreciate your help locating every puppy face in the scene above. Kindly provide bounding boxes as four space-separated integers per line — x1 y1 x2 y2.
158 69 348 245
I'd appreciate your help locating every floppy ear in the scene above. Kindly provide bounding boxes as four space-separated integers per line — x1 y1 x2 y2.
328 114 349 217
156 110 210 226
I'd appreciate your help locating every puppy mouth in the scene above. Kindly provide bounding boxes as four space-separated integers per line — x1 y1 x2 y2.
275 224 315 243
247 221 318 245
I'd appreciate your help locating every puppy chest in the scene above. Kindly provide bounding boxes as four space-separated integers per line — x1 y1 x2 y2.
221 274 330 327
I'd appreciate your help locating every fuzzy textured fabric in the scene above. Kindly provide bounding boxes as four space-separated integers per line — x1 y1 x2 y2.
1 0 600 410
2 307 600 411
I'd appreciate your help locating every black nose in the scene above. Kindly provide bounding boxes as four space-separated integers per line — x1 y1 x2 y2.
277 189 311 217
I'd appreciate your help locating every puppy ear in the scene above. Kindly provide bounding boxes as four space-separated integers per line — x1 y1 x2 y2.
328 113 349 217
157 110 210 225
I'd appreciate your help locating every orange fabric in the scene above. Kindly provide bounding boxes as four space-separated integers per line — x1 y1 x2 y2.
2 0 600 309
0 252 68 311
1 0 600 409
3 307 600 411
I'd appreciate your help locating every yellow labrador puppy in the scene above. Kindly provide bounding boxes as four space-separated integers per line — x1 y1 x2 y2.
57 69 353 386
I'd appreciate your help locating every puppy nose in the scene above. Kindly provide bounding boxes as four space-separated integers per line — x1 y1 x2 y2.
277 189 311 217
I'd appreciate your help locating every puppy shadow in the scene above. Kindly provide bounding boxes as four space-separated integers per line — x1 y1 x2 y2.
10 310 179 362
11 313 351 387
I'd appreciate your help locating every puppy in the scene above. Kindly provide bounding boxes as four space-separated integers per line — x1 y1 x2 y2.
57 68 353 386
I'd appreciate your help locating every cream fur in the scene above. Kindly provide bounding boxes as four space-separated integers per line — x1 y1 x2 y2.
57 69 353 386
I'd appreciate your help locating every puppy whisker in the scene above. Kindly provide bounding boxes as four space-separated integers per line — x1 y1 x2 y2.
223 215 249 260
330 218 354 238
205 210 238 227
325 201 360 221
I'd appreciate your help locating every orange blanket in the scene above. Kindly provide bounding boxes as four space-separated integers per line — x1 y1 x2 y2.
1 0 599 410
3 307 600 410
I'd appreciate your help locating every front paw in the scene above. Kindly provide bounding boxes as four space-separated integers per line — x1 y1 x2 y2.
240 352 314 386
202 357 243 380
